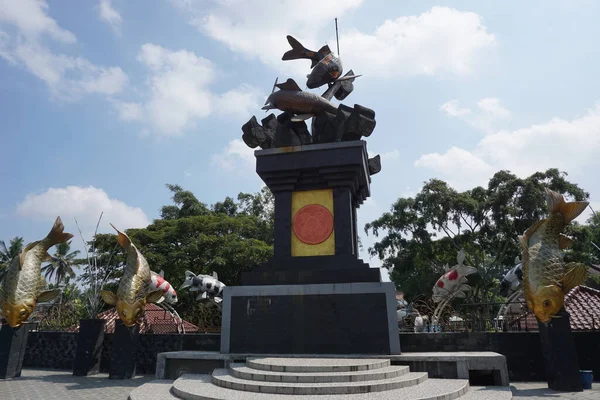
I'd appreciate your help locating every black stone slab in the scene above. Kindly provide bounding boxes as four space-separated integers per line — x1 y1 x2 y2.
537 309 583 391
108 320 140 379
222 283 401 355
73 319 106 376
0 324 31 379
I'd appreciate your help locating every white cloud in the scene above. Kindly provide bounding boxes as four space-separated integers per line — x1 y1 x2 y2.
0 0 76 43
175 3 495 80
97 0 123 34
440 97 510 134
341 7 496 78
416 102 600 192
114 43 261 136
16 186 150 239
0 0 127 101
211 139 255 171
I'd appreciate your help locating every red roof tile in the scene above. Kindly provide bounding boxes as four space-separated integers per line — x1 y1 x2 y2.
67 303 200 334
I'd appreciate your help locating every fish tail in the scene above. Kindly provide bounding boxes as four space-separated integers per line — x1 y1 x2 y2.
282 35 319 68
43 216 74 249
110 223 132 248
545 188 589 224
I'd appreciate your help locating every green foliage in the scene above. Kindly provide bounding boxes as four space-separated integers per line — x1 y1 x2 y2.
42 240 81 285
0 236 24 283
365 168 592 308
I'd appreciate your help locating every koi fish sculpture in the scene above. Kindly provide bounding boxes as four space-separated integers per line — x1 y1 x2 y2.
150 270 178 304
520 188 590 324
100 224 163 326
262 78 339 122
180 270 225 303
432 249 478 303
282 35 360 89
0 217 72 328
499 256 523 297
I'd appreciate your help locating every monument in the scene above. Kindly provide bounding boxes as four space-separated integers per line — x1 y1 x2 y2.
220 33 400 355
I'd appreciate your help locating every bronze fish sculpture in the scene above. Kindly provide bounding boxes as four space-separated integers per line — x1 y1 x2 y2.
282 35 361 89
520 188 590 324
100 224 163 326
0 216 73 328
261 78 338 122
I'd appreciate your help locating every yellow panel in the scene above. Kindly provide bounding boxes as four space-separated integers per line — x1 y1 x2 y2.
291 189 335 257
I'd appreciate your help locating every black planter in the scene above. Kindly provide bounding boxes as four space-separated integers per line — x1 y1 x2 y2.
0 323 33 379
109 320 140 379
72 319 106 376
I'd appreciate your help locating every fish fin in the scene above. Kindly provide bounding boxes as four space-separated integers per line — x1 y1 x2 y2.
562 262 588 293
212 271 218 280
214 297 223 304
201 292 208 298
145 289 165 304
514 256 521 264
559 234 574 250
275 78 302 91
159 270 164 278
457 249 466 265
100 290 117 306
37 288 60 303
291 114 314 122
317 44 331 57
334 74 362 82
110 223 132 248
521 219 546 244
453 291 467 299
463 266 478 276
44 216 74 249
43 251 53 262
189 287 200 292
544 188 588 224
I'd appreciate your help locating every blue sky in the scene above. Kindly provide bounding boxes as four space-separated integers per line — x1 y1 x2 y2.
2 1 600 281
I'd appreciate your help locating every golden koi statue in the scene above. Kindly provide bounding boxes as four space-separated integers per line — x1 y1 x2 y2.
520 188 590 324
0 217 73 328
100 224 163 326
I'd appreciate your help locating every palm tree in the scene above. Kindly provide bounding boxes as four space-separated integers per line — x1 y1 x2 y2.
0 236 24 282
42 241 81 286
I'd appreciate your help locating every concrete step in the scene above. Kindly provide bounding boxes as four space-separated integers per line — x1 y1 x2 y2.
211 368 428 395
247 357 390 373
128 379 177 400
229 362 410 383
171 374 475 400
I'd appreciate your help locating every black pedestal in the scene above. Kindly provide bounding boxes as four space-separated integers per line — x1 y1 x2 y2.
0 323 31 379
108 320 140 379
537 309 583 392
221 283 401 355
73 319 106 376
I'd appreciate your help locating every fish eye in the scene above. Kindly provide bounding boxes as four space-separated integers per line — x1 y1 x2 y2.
543 300 551 308
20 310 27 317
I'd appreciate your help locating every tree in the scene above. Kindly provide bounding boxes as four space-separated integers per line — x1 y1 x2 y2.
42 241 81 285
0 236 24 282
364 168 591 310
161 184 210 219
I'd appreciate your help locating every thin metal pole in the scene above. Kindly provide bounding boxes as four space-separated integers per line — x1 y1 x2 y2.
335 18 340 56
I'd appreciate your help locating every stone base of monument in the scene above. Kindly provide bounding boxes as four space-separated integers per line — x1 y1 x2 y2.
220 282 400 355
109 320 140 379
0 323 33 379
131 355 513 400
537 309 583 392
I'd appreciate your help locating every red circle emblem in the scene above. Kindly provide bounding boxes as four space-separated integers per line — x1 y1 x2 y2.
293 204 334 245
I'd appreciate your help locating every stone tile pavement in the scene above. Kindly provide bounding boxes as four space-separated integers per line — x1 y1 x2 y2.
0 369 597 400
0 369 154 400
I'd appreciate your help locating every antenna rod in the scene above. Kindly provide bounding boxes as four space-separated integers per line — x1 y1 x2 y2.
335 18 340 56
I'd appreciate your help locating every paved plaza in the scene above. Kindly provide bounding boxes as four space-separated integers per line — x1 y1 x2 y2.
0 369 597 400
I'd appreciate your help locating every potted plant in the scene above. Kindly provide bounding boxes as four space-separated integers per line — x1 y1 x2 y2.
72 213 119 376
